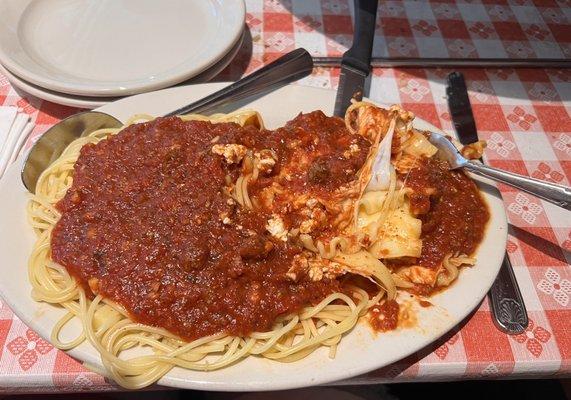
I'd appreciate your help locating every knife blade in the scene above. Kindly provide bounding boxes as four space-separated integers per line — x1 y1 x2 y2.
447 72 478 145
333 0 378 117
446 71 529 335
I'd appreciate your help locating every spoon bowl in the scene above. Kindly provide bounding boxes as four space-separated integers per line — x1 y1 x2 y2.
427 130 470 169
21 112 122 192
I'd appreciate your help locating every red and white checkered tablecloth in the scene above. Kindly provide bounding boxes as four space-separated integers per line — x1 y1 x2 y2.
0 0 570 393
233 0 571 64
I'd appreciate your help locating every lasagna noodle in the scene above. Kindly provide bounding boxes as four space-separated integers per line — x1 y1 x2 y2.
437 253 476 287
344 102 479 292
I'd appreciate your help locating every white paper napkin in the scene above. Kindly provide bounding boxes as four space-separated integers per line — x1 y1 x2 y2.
0 106 34 178
0 106 17 154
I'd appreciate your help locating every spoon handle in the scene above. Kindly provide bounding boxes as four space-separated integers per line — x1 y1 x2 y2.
165 49 314 117
464 161 571 211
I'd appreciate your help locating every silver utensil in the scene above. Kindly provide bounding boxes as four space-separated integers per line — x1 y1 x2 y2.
314 56 571 69
446 71 529 335
333 0 378 117
434 140 531 332
429 132 571 211
21 49 314 193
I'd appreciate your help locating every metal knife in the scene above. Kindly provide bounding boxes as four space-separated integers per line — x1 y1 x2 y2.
447 72 529 335
333 0 378 117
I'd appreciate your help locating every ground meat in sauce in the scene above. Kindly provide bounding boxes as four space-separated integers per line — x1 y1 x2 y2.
308 158 330 184
404 157 489 269
51 113 368 341
247 111 371 238
250 112 370 191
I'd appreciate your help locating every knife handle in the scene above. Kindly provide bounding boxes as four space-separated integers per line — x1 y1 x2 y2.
464 162 571 210
489 255 529 334
165 49 314 116
343 0 378 73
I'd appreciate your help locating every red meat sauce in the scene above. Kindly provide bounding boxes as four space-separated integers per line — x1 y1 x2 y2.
246 111 370 236
404 157 489 269
368 299 399 332
51 112 371 341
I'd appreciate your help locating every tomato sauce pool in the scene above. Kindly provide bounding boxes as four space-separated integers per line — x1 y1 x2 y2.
404 157 489 269
50 113 368 341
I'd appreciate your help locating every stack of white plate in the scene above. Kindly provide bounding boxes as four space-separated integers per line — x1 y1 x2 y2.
0 0 245 108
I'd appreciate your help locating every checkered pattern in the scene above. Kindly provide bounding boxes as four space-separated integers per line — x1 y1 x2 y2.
0 0 570 392
227 0 571 72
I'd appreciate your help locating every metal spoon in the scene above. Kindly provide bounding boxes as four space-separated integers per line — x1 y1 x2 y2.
429 131 571 211
21 48 314 193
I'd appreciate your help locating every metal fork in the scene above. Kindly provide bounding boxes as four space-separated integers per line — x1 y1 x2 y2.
428 132 571 211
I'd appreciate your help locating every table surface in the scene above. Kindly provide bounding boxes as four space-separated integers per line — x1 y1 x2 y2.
0 0 570 393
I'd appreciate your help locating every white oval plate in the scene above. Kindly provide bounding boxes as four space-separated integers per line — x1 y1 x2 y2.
0 84 507 391
0 30 245 109
0 62 118 109
0 0 245 97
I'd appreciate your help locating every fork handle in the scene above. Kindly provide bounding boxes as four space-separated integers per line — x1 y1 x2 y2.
464 161 571 211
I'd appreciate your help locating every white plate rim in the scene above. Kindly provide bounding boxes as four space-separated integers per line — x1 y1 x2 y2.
0 0 245 97
0 62 116 109
0 83 508 391
0 30 245 109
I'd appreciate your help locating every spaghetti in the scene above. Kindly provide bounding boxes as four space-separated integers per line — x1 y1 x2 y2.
27 104 489 389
